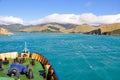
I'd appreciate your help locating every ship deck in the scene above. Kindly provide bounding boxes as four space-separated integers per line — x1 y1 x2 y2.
0 58 46 80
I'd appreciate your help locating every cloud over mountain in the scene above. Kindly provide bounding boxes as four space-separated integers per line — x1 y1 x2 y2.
29 13 120 25
0 16 24 25
0 13 120 25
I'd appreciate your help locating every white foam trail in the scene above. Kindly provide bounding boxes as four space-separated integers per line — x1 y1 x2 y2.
81 53 93 69
81 53 112 80
89 46 93 49
89 65 93 69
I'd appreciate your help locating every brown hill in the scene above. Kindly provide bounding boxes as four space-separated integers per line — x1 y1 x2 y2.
20 24 97 33
19 23 120 35
66 24 98 33
20 24 68 33
109 29 120 35
0 28 13 35
100 23 120 33
85 23 120 35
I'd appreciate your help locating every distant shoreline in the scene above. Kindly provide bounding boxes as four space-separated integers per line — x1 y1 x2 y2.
1 23 120 36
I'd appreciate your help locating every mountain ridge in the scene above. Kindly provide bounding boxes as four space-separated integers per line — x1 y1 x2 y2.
0 28 13 35
0 23 120 35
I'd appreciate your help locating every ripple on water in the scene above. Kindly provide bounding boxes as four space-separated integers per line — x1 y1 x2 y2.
0 33 120 80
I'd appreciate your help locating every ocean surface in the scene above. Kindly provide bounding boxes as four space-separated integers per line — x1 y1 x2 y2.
0 33 120 80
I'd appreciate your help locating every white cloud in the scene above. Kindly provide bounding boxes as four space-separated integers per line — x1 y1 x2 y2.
29 13 81 25
29 13 120 25
0 13 120 25
0 16 24 25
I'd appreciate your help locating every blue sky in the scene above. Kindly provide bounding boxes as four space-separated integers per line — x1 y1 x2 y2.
0 0 120 25
0 0 120 21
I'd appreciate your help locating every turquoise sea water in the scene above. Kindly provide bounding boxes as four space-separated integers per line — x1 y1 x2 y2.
0 33 120 80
